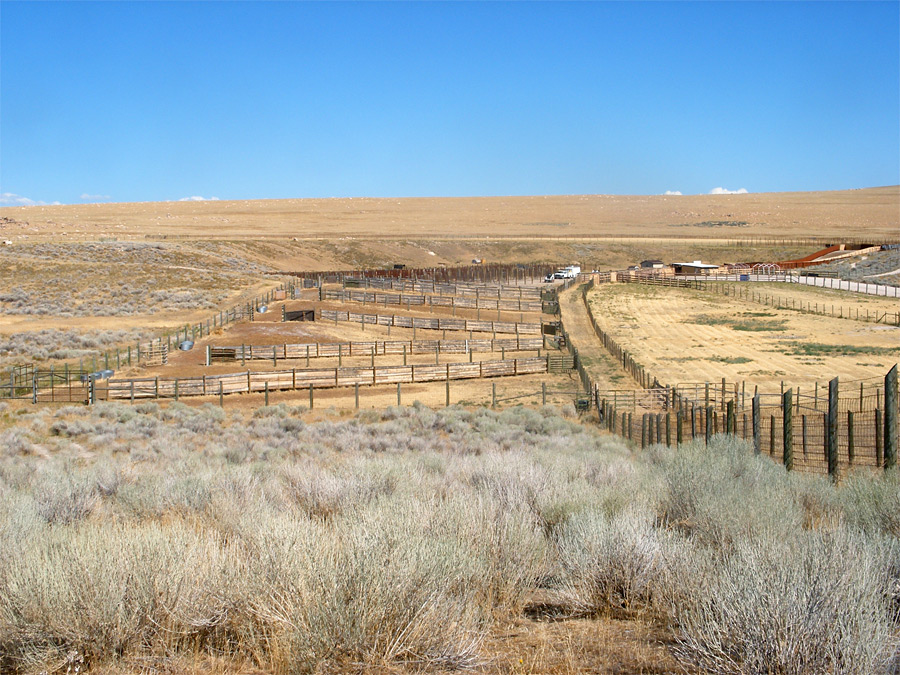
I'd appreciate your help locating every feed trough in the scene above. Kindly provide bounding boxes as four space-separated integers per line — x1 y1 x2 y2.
179 340 194 351
257 305 268 313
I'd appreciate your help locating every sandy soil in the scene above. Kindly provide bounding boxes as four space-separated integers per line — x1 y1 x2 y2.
557 284 638 391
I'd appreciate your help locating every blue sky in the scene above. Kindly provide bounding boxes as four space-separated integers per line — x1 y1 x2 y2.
1 1 898 204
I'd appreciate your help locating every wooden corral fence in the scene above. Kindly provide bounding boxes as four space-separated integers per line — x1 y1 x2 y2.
594 387 676 412
547 354 575 373
343 277 543 300
138 341 169 366
280 262 556 285
90 357 549 401
319 309 542 335
598 366 899 479
322 288 544 313
283 307 315 322
491 383 585 408
207 336 545 364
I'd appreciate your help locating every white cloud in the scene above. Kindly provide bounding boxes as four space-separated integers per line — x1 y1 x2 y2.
663 190 682 196
0 192 60 206
79 193 112 201
179 195 220 202
709 187 749 195
1 192 39 206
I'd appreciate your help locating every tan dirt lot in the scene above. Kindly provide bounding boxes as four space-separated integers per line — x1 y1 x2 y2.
584 283 900 393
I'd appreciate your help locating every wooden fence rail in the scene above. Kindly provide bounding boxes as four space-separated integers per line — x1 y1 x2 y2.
319 309 542 335
342 277 544 299
323 289 544 312
90 356 549 401
208 336 544 362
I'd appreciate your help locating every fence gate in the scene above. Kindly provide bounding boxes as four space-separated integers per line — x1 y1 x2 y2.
3 364 35 399
33 370 90 403
547 354 575 372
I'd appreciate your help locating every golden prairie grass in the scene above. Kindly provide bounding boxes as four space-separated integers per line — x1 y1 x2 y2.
2 186 897 240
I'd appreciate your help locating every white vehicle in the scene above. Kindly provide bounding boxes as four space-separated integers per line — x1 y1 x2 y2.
544 265 581 282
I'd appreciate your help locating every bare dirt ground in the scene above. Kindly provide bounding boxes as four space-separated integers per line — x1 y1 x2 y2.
584 283 900 393
2 186 897 240
557 285 637 392
91 614 687 675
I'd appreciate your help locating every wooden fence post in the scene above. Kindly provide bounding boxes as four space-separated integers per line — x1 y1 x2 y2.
885 365 897 470
827 377 839 480
676 411 683 446
641 413 647 448
726 399 735 435
705 406 713 445
721 377 726 412
783 388 793 471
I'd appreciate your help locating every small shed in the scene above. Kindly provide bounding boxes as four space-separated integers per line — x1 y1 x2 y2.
283 307 316 322
640 259 665 269
672 260 720 275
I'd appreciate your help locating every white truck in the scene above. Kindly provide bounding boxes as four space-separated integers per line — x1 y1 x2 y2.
544 265 581 282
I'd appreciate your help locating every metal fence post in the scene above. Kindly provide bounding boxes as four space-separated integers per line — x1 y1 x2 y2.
782 388 793 471
752 394 760 454
885 365 897 470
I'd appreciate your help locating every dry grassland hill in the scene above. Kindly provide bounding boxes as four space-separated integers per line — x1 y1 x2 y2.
1 186 898 242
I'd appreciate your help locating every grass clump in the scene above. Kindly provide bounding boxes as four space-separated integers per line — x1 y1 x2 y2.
784 342 900 357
